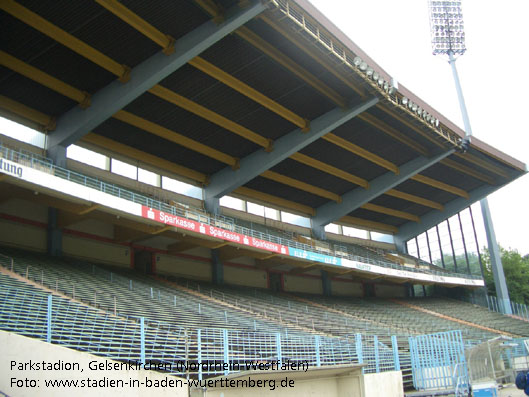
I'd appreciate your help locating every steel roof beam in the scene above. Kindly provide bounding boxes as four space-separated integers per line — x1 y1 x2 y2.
204 97 379 211
312 149 455 238
46 0 267 150
394 175 520 244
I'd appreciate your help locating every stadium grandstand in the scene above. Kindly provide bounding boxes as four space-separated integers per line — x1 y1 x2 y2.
0 0 528 396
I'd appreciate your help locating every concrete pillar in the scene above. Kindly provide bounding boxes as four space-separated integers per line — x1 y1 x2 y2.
205 197 220 215
47 145 67 168
211 248 224 285
47 207 62 257
321 270 332 297
312 223 326 240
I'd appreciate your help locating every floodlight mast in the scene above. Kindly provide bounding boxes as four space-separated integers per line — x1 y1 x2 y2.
428 0 512 314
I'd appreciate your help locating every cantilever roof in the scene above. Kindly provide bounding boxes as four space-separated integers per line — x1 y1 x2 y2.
0 0 525 239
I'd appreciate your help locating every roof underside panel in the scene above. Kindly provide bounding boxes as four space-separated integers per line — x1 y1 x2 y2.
93 118 225 176
367 98 442 152
159 64 297 141
349 207 404 227
299 139 389 181
332 115 419 166
14 0 161 68
245 176 328 209
245 17 359 102
369 194 433 217
0 69 76 117
199 33 338 122
270 158 355 195
0 14 116 94
422 163 482 193
394 179 459 205
123 92 260 159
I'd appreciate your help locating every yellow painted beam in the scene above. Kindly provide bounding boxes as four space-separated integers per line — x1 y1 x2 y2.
193 0 224 23
1 0 130 81
289 263 319 274
323 133 399 173
358 112 429 156
233 186 315 216
95 0 175 54
376 104 446 148
385 189 444 211
261 170 342 203
148 85 272 150
77 204 101 215
411 174 469 199
189 57 309 130
361 203 420 223
339 215 398 234
0 51 90 107
258 14 364 97
113 110 239 168
290 152 368 188
151 225 172 235
454 152 510 179
81 133 208 184
235 26 347 108
114 225 149 243
440 158 496 185
167 241 198 253
0 95 56 130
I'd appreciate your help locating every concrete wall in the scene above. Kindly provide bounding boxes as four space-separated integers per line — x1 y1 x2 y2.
374 284 407 298
363 371 404 397
0 217 47 251
155 252 212 282
0 330 188 397
191 368 404 397
283 274 322 295
331 279 363 297
62 234 130 268
224 265 267 289
0 198 48 223
67 219 114 240
191 369 363 397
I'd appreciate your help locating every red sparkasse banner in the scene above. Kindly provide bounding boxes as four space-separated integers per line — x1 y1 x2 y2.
141 206 288 255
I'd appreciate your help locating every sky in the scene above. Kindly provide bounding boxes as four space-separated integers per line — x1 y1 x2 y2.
309 0 529 255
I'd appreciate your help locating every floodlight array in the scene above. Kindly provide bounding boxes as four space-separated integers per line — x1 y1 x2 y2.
352 56 396 95
428 0 466 55
401 97 440 127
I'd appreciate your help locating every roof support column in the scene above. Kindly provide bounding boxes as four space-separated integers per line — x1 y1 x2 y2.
312 148 456 239
481 199 511 314
46 0 267 151
204 97 379 205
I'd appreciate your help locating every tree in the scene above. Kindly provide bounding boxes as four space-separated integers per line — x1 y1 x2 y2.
482 246 529 305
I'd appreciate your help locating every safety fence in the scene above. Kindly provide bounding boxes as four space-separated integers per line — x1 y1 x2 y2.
0 284 407 381
461 293 529 320
0 143 482 281
409 330 469 395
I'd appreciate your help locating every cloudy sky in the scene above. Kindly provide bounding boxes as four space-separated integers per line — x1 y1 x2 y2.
309 0 529 254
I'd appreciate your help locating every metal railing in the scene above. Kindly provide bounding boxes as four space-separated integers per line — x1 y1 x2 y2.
0 143 481 280
0 284 408 381
459 293 529 320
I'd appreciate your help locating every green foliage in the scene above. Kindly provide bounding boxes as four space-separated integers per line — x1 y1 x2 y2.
482 246 529 305
432 252 483 276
